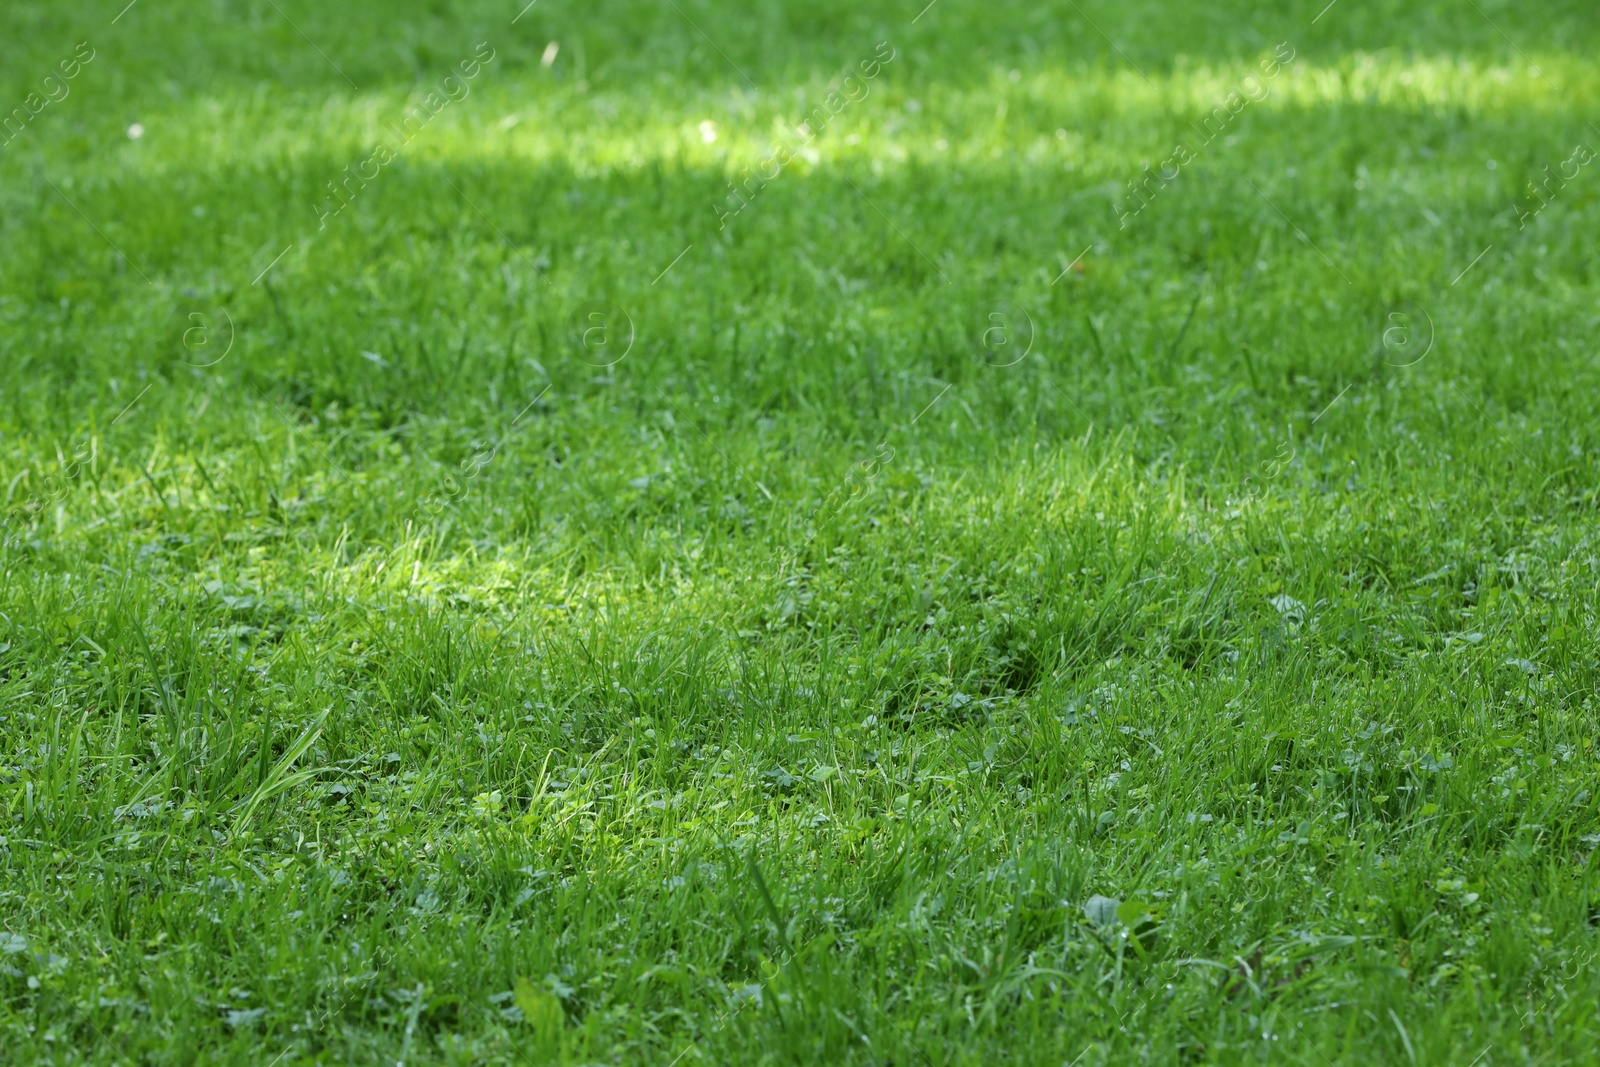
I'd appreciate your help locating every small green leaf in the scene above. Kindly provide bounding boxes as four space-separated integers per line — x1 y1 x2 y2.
809 764 837 783
514 978 564 1044
1116 899 1154 927
1083 895 1120 929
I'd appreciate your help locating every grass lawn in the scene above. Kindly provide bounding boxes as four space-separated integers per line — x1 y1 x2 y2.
3 0 1600 1062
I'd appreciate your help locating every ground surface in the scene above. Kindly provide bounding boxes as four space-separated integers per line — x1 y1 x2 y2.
2 1 1599 1063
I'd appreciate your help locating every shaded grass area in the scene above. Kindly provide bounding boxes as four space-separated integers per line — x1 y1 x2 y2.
2 0 1600 1063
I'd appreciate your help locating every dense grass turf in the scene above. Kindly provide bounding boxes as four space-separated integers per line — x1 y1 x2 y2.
3 0 1600 1062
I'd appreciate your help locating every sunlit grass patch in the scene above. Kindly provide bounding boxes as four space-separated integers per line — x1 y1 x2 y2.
3 0 1600 1063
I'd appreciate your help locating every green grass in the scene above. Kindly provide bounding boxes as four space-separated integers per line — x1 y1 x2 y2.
3 0 1600 1062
